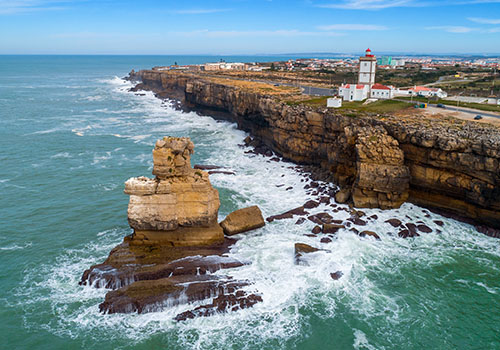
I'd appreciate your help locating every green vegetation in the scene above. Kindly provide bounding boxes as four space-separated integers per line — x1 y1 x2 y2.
285 96 411 113
339 99 411 113
285 96 330 107
398 96 500 113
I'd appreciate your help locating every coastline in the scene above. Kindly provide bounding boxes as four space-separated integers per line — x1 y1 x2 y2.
127 69 500 235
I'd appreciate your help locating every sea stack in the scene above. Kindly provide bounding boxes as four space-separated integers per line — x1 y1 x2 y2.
125 136 224 246
81 137 263 316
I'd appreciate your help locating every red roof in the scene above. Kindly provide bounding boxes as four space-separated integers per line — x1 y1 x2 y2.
344 84 366 89
412 86 432 92
371 83 391 90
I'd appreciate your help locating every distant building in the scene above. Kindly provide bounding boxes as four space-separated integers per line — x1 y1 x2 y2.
409 86 448 98
487 96 500 105
203 63 222 71
327 97 342 108
203 62 247 71
377 56 392 66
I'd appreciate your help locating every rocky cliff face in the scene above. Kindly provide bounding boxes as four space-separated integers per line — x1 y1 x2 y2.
125 137 222 246
81 137 262 316
129 70 500 230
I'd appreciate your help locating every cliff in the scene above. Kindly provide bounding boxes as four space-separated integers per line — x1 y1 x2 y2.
129 70 500 230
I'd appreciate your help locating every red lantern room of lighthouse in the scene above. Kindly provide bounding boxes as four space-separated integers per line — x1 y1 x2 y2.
365 48 374 57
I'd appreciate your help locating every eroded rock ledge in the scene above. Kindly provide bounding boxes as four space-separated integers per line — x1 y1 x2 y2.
128 70 500 230
81 137 263 317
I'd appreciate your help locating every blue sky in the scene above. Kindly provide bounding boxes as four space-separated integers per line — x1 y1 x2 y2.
1 0 500 55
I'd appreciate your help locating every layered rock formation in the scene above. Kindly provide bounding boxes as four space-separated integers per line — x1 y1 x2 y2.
128 70 500 230
81 137 262 316
125 137 222 246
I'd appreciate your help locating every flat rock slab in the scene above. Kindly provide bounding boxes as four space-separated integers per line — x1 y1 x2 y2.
220 205 265 236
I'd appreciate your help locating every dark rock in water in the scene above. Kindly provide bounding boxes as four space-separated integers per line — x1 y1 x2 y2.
348 217 367 226
312 225 322 234
294 243 321 264
417 224 433 233
303 200 320 209
385 218 402 227
434 220 444 226
319 196 331 204
320 237 332 243
208 170 236 175
100 274 250 314
174 292 263 321
308 212 333 225
350 228 360 234
405 223 420 237
266 206 308 222
359 231 381 240
369 215 378 220
243 136 252 145
80 237 242 289
270 157 280 162
475 225 500 238
295 218 306 225
286 187 293 191
322 223 345 234
330 271 343 280
398 229 410 238
194 164 222 170
352 210 365 218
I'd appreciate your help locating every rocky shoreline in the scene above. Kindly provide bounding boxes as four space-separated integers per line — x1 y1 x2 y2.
127 69 500 233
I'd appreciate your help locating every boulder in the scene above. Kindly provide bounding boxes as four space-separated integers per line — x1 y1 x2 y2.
359 231 381 240
322 223 345 234
335 188 351 204
220 205 265 236
330 271 343 280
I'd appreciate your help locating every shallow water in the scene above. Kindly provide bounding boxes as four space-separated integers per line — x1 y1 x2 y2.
0 56 499 350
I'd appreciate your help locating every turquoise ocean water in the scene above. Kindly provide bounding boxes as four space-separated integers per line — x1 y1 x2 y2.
0 55 499 350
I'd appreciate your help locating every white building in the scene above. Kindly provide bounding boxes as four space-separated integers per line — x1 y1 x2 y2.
487 96 500 105
409 86 447 98
339 84 370 101
370 83 394 99
327 97 342 108
358 48 377 86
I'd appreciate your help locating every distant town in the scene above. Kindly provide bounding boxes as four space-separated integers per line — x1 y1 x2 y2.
151 51 500 109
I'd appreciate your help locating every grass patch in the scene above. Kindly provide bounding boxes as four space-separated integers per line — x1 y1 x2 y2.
340 99 411 113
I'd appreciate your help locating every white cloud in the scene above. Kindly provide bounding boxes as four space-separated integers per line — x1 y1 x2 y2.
173 8 231 15
317 24 388 30
468 17 500 24
0 0 71 14
426 26 476 33
317 0 419 10
174 29 345 38
317 0 500 10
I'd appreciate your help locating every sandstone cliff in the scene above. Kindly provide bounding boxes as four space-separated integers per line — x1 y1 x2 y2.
129 70 500 230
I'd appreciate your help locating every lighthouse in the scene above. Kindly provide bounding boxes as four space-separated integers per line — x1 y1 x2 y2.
358 48 377 86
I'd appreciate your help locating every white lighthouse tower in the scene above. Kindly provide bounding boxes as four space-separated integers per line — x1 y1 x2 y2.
358 48 377 86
